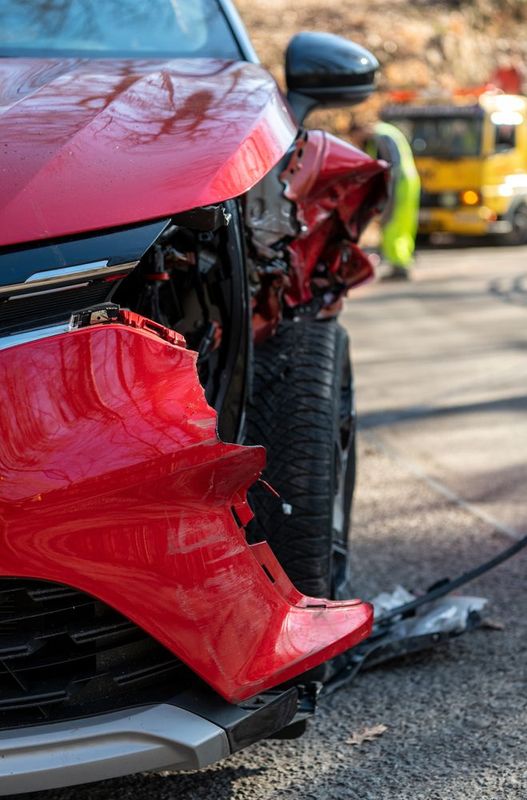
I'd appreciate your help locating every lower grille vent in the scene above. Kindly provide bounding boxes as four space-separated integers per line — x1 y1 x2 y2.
0 579 190 729
0 282 111 334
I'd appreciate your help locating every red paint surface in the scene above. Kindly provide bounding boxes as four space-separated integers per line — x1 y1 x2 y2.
0 322 372 702
0 58 296 247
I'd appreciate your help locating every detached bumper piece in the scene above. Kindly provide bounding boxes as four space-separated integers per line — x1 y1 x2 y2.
0 686 299 795
0 312 372 706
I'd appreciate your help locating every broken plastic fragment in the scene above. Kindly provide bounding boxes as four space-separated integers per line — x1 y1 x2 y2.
372 585 487 635
371 585 415 617
397 596 488 637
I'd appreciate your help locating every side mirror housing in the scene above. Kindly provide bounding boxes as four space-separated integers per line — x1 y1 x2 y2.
285 32 379 123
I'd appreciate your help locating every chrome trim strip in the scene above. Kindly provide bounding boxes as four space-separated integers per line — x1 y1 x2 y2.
0 704 230 795
0 324 70 351
26 260 109 283
9 283 90 301
0 261 138 298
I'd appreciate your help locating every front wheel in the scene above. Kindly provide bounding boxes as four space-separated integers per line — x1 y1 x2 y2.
246 319 356 599
501 202 527 245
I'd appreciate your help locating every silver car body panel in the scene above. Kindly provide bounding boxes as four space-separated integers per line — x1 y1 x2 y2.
0 322 70 350
0 704 230 795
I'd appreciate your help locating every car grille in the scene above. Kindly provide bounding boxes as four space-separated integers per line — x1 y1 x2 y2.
0 220 170 338
0 578 190 730
420 190 442 208
0 282 112 334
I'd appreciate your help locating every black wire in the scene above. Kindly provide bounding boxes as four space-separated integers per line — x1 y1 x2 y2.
376 532 527 627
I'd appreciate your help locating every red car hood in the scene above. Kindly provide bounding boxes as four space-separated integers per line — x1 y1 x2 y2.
0 58 296 247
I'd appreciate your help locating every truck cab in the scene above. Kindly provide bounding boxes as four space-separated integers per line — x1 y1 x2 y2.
383 92 527 243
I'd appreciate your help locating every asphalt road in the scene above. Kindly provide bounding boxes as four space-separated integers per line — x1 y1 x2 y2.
26 244 527 800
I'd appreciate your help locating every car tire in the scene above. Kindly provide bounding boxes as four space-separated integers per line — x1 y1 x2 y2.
502 202 527 245
415 232 431 247
246 318 356 599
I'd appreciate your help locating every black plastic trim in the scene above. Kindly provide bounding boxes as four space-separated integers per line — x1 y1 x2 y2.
217 0 259 63
0 220 170 288
169 685 300 752
214 199 251 444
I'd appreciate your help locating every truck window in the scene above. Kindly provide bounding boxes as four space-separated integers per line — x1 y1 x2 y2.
490 110 523 154
389 116 483 159
494 124 516 152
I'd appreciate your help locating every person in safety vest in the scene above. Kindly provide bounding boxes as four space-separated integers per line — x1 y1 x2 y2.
351 121 421 280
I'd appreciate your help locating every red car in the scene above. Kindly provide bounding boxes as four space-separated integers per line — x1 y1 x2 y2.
0 0 387 792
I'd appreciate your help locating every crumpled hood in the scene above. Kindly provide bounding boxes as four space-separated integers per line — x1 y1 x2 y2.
0 58 296 247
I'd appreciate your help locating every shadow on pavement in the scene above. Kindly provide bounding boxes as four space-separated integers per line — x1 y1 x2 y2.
14 764 267 800
359 393 527 430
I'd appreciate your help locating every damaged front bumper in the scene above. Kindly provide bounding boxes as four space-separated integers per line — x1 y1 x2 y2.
0 311 372 707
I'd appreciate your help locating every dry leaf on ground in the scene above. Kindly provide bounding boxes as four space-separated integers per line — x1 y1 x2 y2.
346 724 388 746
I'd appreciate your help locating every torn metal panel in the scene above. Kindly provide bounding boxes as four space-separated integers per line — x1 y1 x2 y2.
281 131 388 310
245 130 388 340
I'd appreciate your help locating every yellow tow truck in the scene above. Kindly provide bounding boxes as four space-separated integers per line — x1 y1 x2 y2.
383 91 527 243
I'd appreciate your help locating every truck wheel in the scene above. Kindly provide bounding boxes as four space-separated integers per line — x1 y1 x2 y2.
502 203 527 245
246 319 356 599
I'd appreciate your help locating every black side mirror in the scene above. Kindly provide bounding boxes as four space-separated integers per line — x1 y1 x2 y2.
285 32 379 124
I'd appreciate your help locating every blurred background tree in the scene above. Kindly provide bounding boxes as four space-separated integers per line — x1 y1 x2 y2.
236 0 527 135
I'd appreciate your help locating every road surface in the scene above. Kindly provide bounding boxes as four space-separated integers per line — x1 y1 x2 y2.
31 244 527 800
